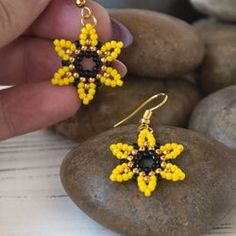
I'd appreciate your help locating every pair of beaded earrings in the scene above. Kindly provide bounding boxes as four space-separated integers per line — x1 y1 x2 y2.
51 0 186 197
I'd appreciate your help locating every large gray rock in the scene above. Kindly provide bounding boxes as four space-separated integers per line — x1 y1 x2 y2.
190 0 236 22
110 10 205 78
193 19 236 93
61 125 236 236
54 76 202 141
189 85 236 151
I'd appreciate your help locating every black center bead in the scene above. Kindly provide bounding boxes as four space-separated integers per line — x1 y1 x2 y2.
73 51 102 78
133 149 161 174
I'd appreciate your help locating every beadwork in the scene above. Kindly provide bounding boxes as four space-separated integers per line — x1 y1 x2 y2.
109 128 186 197
51 23 124 105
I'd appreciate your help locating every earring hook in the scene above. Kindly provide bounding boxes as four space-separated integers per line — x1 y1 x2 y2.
113 93 168 129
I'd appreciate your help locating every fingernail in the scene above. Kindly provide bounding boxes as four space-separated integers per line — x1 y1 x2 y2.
111 17 133 48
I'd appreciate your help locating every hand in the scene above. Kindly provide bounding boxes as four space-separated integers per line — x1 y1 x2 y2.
0 0 129 141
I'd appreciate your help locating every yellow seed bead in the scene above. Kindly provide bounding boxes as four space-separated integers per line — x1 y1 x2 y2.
80 34 87 40
144 189 151 197
107 56 113 62
60 39 66 47
70 44 76 51
90 83 96 89
83 98 89 105
111 41 117 47
111 70 118 77
54 39 60 46
91 40 97 47
78 88 85 94
117 41 124 48
114 48 121 54
87 94 94 100
78 82 85 88
58 80 64 86
111 81 117 88
105 79 111 86
85 24 93 30
63 55 69 61
117 80 124 87
114 74 121 80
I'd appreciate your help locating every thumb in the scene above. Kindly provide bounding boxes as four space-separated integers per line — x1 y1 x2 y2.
0 0 51 47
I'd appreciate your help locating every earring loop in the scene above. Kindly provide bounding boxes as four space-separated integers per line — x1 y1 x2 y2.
114 93 168 129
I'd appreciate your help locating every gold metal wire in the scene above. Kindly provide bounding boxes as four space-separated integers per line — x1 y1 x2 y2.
113 93 168 130
75 0 97 27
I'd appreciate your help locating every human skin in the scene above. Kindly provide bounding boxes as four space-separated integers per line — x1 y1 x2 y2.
0 0 128 140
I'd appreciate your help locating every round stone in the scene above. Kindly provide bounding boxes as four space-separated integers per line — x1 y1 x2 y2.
193 19 236 93
189 85 236 151
53 76 202 141
110 9 205 78
98 0 202 22
61 125 236 236
190 0 236 22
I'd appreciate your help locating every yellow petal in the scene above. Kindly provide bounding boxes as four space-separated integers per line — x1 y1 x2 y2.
137 129 156 149
100 67 124 88
53 39 76 60
51 66 75 87
137 175 157 197
160 143 184 159
109 163 133 182
77 82 97 105
160 163 186 182
101 40 124 62
110 143 134 159
79 24 98 47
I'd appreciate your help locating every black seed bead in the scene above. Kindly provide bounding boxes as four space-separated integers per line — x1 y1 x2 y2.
144 167 151 174
72 80 79 87
106 62 112 67
97 41 102 49
132 174 138 180
74 40 81 48
119 159 127 164
132 143 139 149
62 60 70 66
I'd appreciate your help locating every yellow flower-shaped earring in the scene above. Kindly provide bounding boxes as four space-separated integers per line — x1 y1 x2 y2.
109 93 186 197
51 0 124 105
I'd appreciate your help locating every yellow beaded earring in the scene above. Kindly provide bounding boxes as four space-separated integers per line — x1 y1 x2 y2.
51 0 124 105
109 93 186 197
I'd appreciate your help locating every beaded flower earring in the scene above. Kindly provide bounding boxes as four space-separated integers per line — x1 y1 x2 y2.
51 0 124 105
109 93 186 197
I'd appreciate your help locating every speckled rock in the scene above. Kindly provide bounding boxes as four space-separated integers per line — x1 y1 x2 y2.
110 10 205 78
61 125 236 236
189 85 236 151
54 76 202 141
193 19 236 92
190 0 236 22
98 0 202 22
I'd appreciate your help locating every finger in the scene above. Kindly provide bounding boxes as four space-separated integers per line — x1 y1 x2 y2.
0 36 127 85
0 81 80 140
28 0 112 43
0 0 51 47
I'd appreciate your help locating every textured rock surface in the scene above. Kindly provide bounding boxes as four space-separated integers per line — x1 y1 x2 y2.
110 10 205 78
190 0 236 22
61 125 236 236
54 76 202 141
194 19 236 92
189 85 236 151
98 0 202 22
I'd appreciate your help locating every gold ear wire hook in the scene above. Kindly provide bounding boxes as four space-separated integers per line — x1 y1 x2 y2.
113 93 168 129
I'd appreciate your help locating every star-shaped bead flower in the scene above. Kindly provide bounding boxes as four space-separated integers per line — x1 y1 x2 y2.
109 129 186 197
51 23 124 105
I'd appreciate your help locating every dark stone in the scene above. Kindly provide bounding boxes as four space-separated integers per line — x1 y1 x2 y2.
61 125 236 236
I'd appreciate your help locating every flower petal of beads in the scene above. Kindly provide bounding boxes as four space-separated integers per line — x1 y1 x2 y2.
51 66 75 86
101 40 124 62
137 129 156 149
77 82 97 105
159 143 184 159
160 163 186 182
80 23 98 47
110 143 134 159
100 67 124 88
110 163 134 182
53 39 77 61
137 175 157 197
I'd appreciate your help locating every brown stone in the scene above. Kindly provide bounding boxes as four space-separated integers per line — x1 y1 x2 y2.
61 125 236 236
110 10 205 78
99 0 202 22
190 0 236 22
53 76 202 141
193 19 236 92
189 85 236 151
